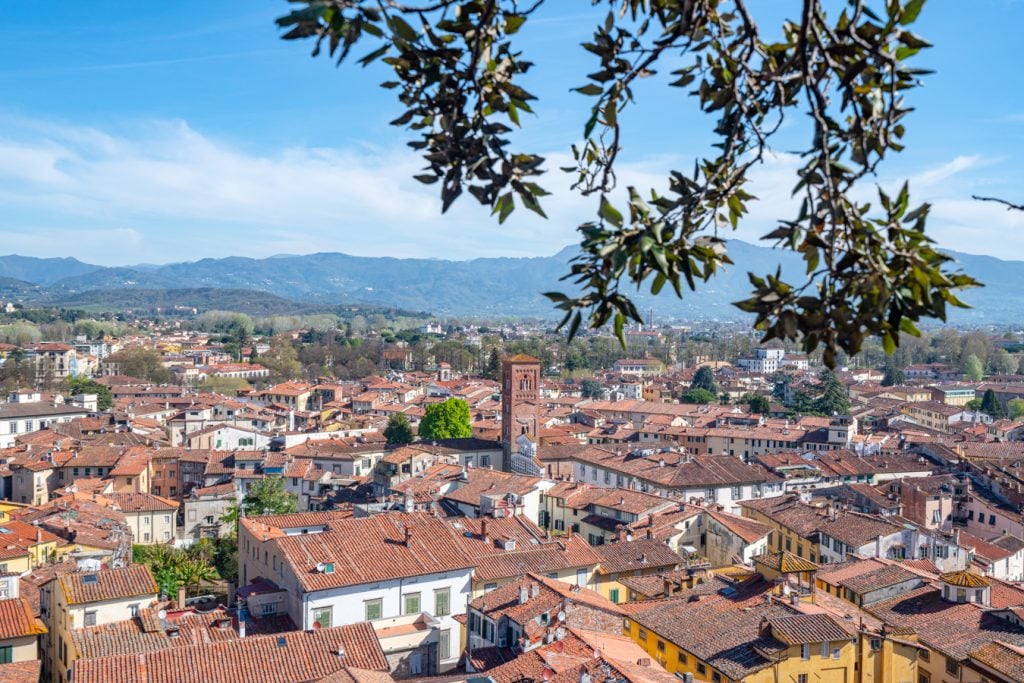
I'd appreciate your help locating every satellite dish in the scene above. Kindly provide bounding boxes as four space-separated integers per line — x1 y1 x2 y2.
782 584 791 596
158 609 167 619
557 611 566 622
316 562 326 573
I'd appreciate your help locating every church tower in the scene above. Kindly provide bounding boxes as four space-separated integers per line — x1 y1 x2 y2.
501 354 540 461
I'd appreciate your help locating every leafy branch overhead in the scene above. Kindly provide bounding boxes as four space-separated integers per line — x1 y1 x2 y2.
277 0 979 367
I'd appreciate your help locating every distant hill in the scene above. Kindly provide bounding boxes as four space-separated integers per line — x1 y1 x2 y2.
40 288 324 316
0 255 101 285
0 241 1017 322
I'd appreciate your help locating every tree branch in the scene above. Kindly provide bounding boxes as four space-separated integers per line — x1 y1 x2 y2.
973 195 1024 212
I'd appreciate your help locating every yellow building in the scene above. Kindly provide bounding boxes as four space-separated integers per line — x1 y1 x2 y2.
864 570 1024 683
739 498 822 564
623 552 921 683
0 577 47 665
0 502 30 523
42 564 158 683
0 520 60 574
591 538 683 604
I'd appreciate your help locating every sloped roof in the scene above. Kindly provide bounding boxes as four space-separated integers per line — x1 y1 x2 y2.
754 551 819 573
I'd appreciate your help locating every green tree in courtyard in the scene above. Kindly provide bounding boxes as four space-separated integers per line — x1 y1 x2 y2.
980 389 1004 418
690 366 717 395
419 398 472 440
963 353 984 382
384 412 415 445
680 388 716 405
241 476 297 517
813 370 850 416
66 377 114 410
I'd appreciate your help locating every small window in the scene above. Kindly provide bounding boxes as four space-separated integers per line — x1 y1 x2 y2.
677 651 687 665
696 664 707 676
801 644 810 660
638 628 648 641
870 639 882 651
434 588 451 617
439 628 451 660
364 599 382 621
798 676 808 683
313 606 332 628
403 592 421 615
84 610 97 626
945 657 959 676
657 640 665 652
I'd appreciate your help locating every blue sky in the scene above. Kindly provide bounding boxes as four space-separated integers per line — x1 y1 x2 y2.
0 1 1021 266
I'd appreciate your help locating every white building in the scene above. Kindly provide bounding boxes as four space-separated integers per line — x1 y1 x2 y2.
238 512 474 674
0 395 89 448
570 448 786 514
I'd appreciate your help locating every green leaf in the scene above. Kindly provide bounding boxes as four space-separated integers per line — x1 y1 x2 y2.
901 0 926 25
505 15 526 34
388 15 418 42
598 196 624 228
573 84 603 96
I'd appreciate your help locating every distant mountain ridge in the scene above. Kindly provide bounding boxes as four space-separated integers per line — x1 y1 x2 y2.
0 241 1017 322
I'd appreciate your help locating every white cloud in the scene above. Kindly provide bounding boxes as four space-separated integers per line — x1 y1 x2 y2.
0 114 1015 266
913 155 982 187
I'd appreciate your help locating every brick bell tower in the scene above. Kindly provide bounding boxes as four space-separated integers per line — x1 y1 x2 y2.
501 354 541 462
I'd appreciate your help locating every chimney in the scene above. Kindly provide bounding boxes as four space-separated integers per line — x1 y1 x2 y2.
519 585 529 605
404 526 412 548
663 578 674 597
178 586 187 608
481 518 489 544
36 529 41 543
531 582 540 599
646 528 654 540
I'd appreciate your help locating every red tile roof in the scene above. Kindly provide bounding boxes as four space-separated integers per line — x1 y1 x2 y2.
0 660 41 683
59 565 159 605
0 597 47 638
73 622 388 683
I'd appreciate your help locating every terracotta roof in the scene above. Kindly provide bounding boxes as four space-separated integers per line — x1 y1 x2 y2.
0 597 47 638
273 514 477 591
0 660 41 683
60 565 159 605
839 564 920 597
105 493 179 513
766 613 852 645
593 539 682 574
866 585 1024 661
968 641 1024 682
627 578 786 680
705 509 773 544
74 622 389 683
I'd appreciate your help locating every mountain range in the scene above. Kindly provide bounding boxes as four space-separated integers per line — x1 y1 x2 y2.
0 241 1017 323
